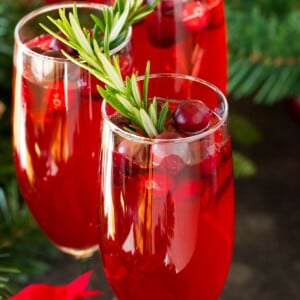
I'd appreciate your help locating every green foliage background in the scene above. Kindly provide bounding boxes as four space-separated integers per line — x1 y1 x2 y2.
227 0 300 103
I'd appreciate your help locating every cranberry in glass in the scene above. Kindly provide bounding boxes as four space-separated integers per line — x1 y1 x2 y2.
49 33 77 56
44 79 77 111
180 1 209 32
147 14 176 48
173 100 211 133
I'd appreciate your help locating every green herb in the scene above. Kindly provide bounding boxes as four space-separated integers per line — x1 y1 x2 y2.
41 0 168 137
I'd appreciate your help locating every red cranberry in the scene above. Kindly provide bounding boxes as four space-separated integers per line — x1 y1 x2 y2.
147 14 176 48
173 100 211 133
180 1 209 32
112 151 139 186
152 132 191 172
49 33 77 56
141 172 175 199
158 154 185 176
44 79 78 112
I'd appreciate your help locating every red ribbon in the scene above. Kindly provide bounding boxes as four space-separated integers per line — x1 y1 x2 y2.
10 271 102 300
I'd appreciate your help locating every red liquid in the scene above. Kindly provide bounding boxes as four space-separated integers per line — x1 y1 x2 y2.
12 34 132 251
98 110 234 299
132 0 227 95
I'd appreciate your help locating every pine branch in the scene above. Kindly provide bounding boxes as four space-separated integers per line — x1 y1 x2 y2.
226 2 300 103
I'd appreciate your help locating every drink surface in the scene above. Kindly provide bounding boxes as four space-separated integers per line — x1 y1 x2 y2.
98 98 234 299
132 0 227 94
12 33 132 251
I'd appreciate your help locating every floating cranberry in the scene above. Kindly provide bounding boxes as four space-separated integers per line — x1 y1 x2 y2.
141 172 175 199
26 34 52 51
152 132 191 171
173 100 211 133
116 139 148 168
147 14 176 48
158 154 185 176
49 33 77 56
180 1 209 32
112 151 140 186
44 79 78 112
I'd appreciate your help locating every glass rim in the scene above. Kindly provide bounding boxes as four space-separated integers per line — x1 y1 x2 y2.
14 1 132 62
102 73 229 144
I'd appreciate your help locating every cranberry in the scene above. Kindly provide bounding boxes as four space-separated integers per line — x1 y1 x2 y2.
180 1 209 32
44 79 78 112
49 33 77 56
141 172 175 199
116 139 148 168
26 34 51 51
158 154 185 176
173 100 211 133
153 131 190 158
147 14 176 48
112 151 139 186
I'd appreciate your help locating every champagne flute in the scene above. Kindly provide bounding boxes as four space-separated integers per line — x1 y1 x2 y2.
12 2 132 259
132 0 227 94
98 73 235 299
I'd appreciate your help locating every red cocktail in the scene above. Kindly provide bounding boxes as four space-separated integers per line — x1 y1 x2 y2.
132 0 227 94
98 74 234 299
12 2 132 258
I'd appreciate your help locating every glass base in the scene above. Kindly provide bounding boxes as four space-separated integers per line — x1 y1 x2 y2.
56 244 99 259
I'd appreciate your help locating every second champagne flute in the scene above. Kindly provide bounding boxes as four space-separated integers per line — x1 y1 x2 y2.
12 2 133 259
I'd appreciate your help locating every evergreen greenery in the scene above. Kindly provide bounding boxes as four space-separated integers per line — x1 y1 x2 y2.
0 0 42 89
227 0 300 103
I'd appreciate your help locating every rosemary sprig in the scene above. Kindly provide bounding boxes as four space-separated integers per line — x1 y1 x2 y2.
40 0 168 137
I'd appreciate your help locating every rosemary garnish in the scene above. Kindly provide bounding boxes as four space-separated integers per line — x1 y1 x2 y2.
40 0 169 137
